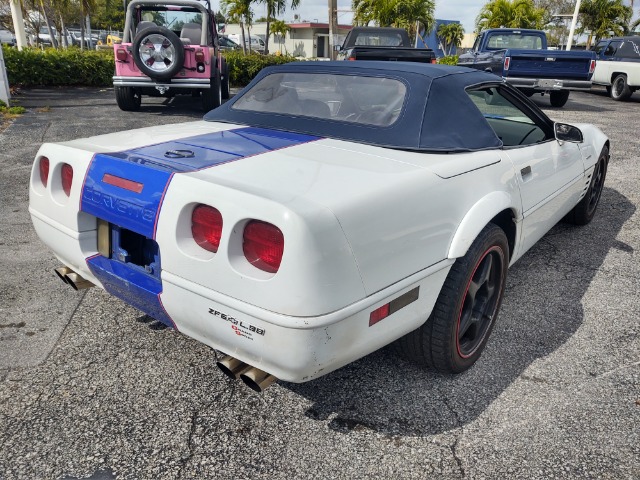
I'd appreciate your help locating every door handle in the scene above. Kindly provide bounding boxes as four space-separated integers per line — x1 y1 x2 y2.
521 166 532 176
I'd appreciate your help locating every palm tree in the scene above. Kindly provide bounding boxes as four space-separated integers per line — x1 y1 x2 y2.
260 0 299 54
352 0 435 39
475 0 546 31
437 22 465 55
270 18 288 54
578 0 632 47
222 0 252 53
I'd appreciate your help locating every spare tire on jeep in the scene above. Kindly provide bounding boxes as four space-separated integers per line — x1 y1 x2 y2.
132 26 185 80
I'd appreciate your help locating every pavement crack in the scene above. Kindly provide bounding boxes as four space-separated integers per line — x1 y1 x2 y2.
598 359 640 378
441 395 466 478
41 290 88 365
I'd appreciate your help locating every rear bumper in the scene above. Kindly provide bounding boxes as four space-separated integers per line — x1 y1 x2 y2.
113 76 211 89
29 206 453 383
504 77 592 91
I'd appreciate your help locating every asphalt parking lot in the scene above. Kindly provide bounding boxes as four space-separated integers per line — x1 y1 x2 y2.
0 87 638 480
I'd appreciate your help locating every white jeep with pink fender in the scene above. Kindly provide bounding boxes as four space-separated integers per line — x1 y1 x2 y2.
113 0 229 111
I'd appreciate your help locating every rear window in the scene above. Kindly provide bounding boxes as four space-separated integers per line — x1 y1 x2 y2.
616 40 640 59
486 33 543 50
354 32 404 46
232 72 407 127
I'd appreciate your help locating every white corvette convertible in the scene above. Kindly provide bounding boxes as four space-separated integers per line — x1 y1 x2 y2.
29 62 608 391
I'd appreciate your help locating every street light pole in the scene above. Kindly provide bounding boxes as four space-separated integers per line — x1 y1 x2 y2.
328 0 337 60
566 0 582 50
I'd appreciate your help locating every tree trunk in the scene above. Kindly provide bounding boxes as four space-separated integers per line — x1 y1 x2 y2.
247 24 252 53
240 22 246 54
40 0 59 49
60 16 68 48
80 19 85 50
264 19 270 54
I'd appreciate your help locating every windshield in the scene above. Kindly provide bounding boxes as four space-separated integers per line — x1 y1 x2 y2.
139 8 203 30
232 72 407 127
486 33 543 50
353 32 404 46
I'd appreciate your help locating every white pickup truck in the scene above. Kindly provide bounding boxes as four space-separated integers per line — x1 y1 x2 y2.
592 36 640 101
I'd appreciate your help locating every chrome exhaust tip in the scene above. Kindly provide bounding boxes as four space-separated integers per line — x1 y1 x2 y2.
216 355 251 380
55 267 73 284
240 367 277 393
64 272 95 291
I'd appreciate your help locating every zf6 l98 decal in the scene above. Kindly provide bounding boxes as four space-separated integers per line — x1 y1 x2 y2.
208 308 266 340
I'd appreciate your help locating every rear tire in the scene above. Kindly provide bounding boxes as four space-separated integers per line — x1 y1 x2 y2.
221 63 230 99
549 90 570 107
202 72 222 111
611 74 632 101
394 223 509 373
115 86 141 111
565 146 608 225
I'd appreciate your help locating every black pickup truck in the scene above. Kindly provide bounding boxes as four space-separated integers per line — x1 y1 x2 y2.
338 27 436 63
458 29 596 107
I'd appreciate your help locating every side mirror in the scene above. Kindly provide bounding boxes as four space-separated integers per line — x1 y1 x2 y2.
555 122 583 143
334 45 342 52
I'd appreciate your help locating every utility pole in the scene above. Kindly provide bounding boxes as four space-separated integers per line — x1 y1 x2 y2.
328 0 337 60
9 0 28 50
566 0 582 50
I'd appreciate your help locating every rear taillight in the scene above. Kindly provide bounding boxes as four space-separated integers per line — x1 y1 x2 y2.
61 163 73 196
195 50 205 62
504 56 511 71
243 221 284 273
191 204 223 252
430 57 437 64
589 59 596 74
116 48 128 61
39 157 50 187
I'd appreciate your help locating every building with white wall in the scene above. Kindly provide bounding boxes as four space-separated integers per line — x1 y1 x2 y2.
223 22 352 58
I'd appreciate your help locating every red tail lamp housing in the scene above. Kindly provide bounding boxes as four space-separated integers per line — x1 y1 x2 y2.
243 221 284 273
61 163 73 196
116 48 128 62
191 204 223 252
503 56 511 71
194 50 206 62
589 59 596 74
39 157 50 187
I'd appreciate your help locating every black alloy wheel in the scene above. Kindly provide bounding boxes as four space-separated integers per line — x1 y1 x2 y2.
611 74 632 101
132 26 185 80
565 145 608 225
394 223 509 373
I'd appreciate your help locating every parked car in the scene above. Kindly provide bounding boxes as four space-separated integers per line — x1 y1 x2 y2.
218 34 241 51
113 0 228 111
337 27 436 63
0 29 16 46
227 33 265 53
592 36 640 101
29 62 608 392
458 28 597 107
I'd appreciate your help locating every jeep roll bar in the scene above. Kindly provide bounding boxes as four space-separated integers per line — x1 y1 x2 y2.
122 0 212 45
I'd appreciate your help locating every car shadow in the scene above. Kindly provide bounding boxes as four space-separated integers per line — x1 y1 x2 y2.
284 186 634 436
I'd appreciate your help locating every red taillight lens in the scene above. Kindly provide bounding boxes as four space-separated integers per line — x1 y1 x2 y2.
191 204 223 252
369 303 390 327
39 157 50 187
243 221 284 273
116 48 128 61
504 56 511 71
61 163 73 196
431 57 437 64
195 50 205 62
589 59 596 74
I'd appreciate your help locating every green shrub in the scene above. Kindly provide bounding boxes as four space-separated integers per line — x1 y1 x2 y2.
223 51 295 86
2 46 114 87
7 106 26 114
1 45 294 88
0 99 6 108
438 55 459 65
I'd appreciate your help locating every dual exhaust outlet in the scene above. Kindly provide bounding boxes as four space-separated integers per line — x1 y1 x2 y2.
55 266 95 290
55 267 275 392
217 355 277 393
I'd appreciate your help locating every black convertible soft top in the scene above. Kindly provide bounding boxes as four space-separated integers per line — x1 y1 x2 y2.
204 61 505 152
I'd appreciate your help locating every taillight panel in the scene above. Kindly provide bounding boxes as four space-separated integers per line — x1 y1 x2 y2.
243 220 284 273
191 204 223 253
61 163 73 196
39 157 50 187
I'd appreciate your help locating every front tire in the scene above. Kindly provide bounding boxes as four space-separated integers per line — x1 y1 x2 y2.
115 86 141 111
394 223 509 373
611 74 632 101
549 90 570 108
565 146 608 225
